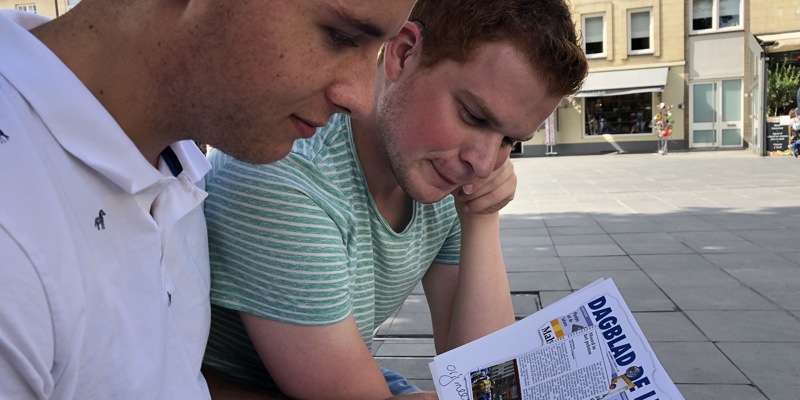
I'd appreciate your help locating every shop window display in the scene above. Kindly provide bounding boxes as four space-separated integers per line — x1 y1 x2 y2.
584 93 653 135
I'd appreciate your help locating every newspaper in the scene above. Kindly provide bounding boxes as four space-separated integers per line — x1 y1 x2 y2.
429 278 683 400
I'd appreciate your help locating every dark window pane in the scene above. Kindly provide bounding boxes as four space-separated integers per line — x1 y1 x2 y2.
631 37 650 51
586 42 603 54
693 17 712 30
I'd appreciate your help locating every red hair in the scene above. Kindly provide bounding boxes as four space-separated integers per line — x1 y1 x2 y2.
409 0 588 97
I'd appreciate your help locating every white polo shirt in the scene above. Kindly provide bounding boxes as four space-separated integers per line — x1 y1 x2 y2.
0 11 212 399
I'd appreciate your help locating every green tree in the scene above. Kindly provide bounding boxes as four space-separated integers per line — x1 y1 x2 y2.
767 62 800 116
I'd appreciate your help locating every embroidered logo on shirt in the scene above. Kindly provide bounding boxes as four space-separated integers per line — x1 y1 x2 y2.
0 129 8 143
94 209 106 230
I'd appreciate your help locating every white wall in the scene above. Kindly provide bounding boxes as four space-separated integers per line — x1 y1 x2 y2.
689 32 745 80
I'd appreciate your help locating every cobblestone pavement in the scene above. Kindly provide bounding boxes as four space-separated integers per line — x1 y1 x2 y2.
374 149 800 400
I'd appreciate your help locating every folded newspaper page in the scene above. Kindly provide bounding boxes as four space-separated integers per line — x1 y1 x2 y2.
429 278 683 400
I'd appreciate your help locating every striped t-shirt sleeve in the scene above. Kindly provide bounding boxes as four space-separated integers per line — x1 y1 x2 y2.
205 154 355 326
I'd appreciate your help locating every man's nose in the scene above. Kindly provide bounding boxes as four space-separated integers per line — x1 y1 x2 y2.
462 136 506 180
326 56 375 120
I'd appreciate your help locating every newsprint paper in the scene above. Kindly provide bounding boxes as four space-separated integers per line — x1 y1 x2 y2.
429 278 683 400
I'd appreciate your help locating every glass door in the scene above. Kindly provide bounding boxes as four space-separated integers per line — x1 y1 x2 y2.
691 82 717 147
721 80 743 147
690 79 743 148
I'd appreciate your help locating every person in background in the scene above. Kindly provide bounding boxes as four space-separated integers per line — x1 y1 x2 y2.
0 0 415 398
201 0 588 398
796 85 799 114
789 109 800 157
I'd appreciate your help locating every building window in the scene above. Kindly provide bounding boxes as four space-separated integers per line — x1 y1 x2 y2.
67 0 81 10
628 10 652 55
718 0 740 28
15 4 37 13
692 0 741 32
584 93 653 136
582 14 605 58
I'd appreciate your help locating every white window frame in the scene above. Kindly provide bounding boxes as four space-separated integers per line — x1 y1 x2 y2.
690 0 742 34
15 4 37 13
67 0 81 10
582 13 606 59
627 9 653 56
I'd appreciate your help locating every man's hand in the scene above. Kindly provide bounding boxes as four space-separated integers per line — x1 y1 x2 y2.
386 391 438 400
455 158 516 215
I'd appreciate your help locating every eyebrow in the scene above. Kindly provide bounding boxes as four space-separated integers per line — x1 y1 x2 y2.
457 89 536 142
328 6 385 38
458 89 500 128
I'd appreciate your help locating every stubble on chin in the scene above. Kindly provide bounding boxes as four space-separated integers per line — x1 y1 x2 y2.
205 123 293 165
227 139 293 165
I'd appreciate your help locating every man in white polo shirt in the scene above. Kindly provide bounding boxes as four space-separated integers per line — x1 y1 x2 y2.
0 1 414 398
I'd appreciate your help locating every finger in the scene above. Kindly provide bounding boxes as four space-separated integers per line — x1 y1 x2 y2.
385 391 438 400
463 188 515 214
461 175 517 214
459 161 515 201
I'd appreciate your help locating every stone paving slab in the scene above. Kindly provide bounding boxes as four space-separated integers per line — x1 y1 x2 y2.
376 151 800 398
506 271 570 292
717 343 800 400
631 253 720 270
660 286 780 311
676 384 768 400
651 342 749 384
505 256 563 272
687 310 800 342
561 255 641 271
632 311 707 342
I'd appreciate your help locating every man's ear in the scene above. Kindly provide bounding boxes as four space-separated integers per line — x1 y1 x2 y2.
383 21 423 82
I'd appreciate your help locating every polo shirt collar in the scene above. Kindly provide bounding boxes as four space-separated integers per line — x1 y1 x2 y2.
0 11 210 194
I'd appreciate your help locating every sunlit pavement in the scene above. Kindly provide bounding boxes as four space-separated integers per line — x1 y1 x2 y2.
375 149 800 399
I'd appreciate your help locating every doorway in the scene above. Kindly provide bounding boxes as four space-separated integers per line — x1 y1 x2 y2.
690 79 743 148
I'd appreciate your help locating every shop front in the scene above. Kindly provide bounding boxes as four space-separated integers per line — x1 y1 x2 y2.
522 66 684 156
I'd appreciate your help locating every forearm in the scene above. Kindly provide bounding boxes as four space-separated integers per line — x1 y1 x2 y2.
203 367 287 400
445 213 514 350
241 313 393 399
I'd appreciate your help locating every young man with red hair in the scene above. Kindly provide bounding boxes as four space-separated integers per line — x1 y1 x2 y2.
203 0 588 398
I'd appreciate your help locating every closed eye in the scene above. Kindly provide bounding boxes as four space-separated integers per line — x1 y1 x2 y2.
461 105 487 126
327 28 358 48
461 104 518 147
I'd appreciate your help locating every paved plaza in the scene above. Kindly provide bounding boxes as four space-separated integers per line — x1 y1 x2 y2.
373 149 800 400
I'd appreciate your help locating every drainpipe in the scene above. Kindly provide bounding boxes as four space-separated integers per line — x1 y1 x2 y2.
53 0 59 17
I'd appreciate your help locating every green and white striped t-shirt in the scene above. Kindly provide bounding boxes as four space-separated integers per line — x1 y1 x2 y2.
202 113 461 389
